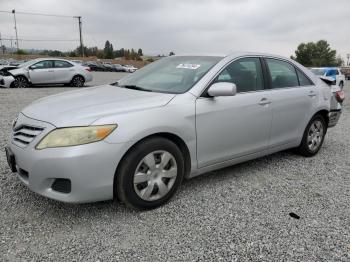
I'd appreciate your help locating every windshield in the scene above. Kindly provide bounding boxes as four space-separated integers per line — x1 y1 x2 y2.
18 60 36 68
310 68 326 76
116 56 222 94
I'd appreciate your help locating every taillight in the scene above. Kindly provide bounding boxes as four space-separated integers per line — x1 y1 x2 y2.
335 90 345 103
85 67 91 72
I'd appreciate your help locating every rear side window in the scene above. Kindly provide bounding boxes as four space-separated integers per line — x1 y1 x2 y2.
54 60 73 68
214 57 264 93
296 69 314 86
266 59 299 88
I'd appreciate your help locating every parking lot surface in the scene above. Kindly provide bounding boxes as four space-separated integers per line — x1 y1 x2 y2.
0 75 349 261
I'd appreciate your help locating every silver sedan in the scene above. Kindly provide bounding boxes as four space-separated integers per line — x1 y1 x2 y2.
6 52 342 209
4 58 93 88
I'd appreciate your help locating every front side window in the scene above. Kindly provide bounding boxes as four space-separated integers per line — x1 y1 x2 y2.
117 56 222 94
33 60 53 69
54 60 73 68
266 59 299 88
214 57 264 93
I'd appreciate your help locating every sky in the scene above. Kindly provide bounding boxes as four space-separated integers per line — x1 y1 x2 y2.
0 0 349 60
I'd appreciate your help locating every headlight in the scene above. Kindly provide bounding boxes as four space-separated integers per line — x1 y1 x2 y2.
36 124 117 150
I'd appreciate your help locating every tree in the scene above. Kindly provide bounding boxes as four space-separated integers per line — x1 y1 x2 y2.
169 51 175 56
16 49 27 55
103 40 114 59
137 48 143 56
291 40 341 67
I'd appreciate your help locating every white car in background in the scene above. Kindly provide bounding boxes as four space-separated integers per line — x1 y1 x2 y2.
3 58 93 88
124 65 138 73
310 67 345 89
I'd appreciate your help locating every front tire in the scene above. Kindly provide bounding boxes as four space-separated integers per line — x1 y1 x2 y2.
116 137 184 210
70 75 85 87
296 114 327 157
14 76 29 88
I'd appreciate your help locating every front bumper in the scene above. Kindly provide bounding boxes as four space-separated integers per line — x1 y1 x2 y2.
0 75 15 88
7 114 132 203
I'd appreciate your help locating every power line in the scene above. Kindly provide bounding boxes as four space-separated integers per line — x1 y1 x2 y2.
1 38 79 42
0 10 76 18
1 9 84 55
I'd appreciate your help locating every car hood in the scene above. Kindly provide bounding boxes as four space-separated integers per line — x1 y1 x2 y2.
7 67 26 76
22 85 176 127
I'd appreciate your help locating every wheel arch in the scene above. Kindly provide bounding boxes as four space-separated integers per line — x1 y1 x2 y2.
113 132 192 199
15 74 30 82
71 74 85 82
311 109 329 128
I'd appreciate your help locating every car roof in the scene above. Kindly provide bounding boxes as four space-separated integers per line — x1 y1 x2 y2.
32 58 73 62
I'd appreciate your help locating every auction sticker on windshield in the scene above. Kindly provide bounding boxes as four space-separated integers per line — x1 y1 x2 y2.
176 64 201 69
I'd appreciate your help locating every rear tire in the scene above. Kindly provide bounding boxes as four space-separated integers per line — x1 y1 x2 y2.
296 114 327 157
115 137 184 210
70 75 85 87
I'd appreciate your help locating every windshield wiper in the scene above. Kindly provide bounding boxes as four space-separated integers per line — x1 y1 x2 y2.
120 85 153 92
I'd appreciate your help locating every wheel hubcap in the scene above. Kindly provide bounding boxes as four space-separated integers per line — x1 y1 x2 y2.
133 150 177 201
307 120 324 151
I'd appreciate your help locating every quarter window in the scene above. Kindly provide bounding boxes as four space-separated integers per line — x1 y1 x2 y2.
266 59 299 88
54 60 73 68
214 57 264 93
296 69 314 86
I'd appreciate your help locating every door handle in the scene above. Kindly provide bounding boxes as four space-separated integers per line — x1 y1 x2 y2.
48 70 54 72
308 91 316 97
259 98 271 106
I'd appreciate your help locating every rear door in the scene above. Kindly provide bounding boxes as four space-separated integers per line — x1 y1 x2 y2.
264 58 316 148
29 60 54 84
53 60 74 83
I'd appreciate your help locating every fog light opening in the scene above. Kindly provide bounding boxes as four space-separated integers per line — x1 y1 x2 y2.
51 179 71 194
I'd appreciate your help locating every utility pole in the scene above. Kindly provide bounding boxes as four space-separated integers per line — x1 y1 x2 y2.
12 9 19 50
347 54 350 66
74 16 84 57
10 37 13 54
0 32 2 54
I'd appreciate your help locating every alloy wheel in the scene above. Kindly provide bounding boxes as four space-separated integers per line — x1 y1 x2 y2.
72 76 84 87
15 76 28 88
307 120 324 152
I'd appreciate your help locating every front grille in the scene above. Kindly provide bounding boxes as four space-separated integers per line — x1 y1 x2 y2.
12 124 45 147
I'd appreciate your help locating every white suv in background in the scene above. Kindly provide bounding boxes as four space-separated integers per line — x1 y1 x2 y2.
311 67 345 89
5 58 93 88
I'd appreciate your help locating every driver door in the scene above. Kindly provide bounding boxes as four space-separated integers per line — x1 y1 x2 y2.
195 57 272 168
29 60 55 84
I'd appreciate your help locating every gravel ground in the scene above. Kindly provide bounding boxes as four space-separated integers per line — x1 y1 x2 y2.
0 76 349 261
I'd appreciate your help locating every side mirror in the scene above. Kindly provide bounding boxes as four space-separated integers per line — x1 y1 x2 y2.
207 82 237 97
29 65 37 70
